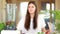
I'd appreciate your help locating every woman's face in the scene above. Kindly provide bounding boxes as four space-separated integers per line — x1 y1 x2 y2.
28 3 36 14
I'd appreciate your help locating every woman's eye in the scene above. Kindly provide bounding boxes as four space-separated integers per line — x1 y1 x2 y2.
28 6 35 8
32 6 34 8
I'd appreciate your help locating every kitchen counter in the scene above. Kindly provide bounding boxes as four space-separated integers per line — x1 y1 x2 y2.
1 30 20 34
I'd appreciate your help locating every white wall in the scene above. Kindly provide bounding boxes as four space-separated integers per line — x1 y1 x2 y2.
0 0 6 22
20 2 28 18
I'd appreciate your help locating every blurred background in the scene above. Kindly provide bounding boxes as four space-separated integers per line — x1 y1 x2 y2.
0 0 60 34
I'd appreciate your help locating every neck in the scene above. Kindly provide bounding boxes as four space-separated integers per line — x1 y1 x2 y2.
30 13 34 18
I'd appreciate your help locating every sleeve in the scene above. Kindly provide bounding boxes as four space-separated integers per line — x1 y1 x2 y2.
41 17 46 28
38 15 46 29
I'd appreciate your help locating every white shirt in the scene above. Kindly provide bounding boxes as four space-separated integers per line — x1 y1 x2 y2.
17 15 46 34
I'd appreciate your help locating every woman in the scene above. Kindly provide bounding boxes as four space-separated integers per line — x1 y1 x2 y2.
17 1 46 34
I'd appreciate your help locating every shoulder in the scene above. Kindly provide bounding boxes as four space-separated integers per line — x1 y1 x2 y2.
18 16 26 25
38 14 45 19
16 16 26 30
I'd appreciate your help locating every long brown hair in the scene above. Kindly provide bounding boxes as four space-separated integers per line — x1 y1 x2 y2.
24 1 38 30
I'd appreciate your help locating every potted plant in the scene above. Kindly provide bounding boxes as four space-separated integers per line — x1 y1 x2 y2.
52 10 60 34
0 22 6 33
39 10 60 34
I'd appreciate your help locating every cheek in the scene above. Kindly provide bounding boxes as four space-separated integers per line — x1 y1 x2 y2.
32 8 36 12
31 8 36 13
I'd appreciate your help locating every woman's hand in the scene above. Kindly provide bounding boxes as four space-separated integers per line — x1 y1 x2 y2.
41 28 50 34
42 28 46 32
